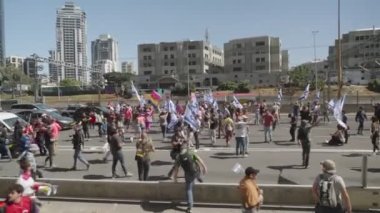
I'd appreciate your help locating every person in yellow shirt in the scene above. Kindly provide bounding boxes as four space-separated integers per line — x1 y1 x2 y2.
239 167 263 213
223 115 234 146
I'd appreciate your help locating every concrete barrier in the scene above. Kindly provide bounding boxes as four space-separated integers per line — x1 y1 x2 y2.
0 178 378 210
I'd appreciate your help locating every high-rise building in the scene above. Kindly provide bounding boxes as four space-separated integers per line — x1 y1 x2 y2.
91 34 118 75
55 1 88 84
328 27 380 71
0 0 5 66
48 50 59 82
137 40 224 89
6 56 24 70
121 61 134 74
23 58 38 78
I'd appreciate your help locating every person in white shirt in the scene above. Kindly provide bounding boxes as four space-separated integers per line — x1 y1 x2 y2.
235 118 248 157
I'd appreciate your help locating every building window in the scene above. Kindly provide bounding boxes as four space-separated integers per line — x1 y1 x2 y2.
235 43 242 48
237 59 241 64
256 57 265 63
233 60 236 64
204 46 209 50
188 61 196 66
361 77 365 80
256 41 265 46
144 71 152 75
170 62 175 66
188 45 196 50
164 55 168 59
142 48 151 52
189 69 196 74
234 75 238 78
170 54 175 59
256 65 265 70
170 46 175 51
164 70 168 74
164 62 168 66
163 47 168 51
233 67 242 72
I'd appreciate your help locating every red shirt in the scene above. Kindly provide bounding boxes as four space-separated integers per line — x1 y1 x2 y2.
263 113 274 127
5 196 33 213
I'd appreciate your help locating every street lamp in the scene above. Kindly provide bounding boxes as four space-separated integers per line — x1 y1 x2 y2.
336 0 343 98
312 31 319 90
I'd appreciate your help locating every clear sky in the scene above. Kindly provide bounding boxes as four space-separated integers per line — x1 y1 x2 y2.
4 0 380 71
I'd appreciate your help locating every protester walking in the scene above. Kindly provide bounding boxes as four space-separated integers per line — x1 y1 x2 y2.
355 106 367 135
173 147 207 213
262 110 274 143
224 115 234 147
235 117 248 157
135 132 155 181
297 120 314 168
370 116 380 155
109 127 132 178
289 113 297 142
209 113 218 145
71 122 90 170
312 159 352 213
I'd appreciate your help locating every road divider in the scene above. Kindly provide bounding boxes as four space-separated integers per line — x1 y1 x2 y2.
0 177 378 211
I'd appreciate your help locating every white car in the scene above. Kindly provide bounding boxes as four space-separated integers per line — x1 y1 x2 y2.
0 111 28 131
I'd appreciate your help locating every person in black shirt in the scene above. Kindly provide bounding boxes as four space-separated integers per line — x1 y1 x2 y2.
289 113 297 142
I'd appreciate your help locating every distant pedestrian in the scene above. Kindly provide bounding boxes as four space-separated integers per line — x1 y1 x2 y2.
209 114 218 145
312 159 352 213
235 117 248 157
355 106 367 135
159 110 168 140
135 132 155 181
109 127 133 178
81 113 90 138
239 167 263 213
224 115 234 146
289 113 297 142
342 110 349 144
370 116 380 155
71 122 90 171
262 110 274 143
297 120 314 168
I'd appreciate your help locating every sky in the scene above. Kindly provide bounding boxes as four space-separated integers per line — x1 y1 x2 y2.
4 0 380 72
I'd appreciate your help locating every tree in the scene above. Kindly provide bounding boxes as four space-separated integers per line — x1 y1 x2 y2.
59 79 81 87
0 65 31 98
289 66 311 88
216 81 237 91
103 72 133 86
235 81 250 93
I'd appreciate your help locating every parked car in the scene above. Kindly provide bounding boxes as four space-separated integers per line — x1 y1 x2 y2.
73 105 109 121
12 109 74 130
0 112 28 132
11 103 58 113
60 104 87 118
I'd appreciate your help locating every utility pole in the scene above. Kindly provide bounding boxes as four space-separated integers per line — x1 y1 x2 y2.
312 31 319 90
336 0 343 98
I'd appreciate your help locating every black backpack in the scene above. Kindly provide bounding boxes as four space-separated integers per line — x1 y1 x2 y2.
179 151 198 177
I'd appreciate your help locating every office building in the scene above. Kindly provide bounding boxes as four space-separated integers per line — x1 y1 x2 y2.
91 34 118 75
23 58 38 78
137 40 224 89
223 36 288 86
121 61 134 74
6 56 24 70
55 2 88 84
328 27 380 70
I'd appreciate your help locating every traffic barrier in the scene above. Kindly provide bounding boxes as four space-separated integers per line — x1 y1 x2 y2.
0 177 378 210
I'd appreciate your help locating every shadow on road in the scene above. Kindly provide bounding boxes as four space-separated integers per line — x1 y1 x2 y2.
151 160 173 166
83 174 109 180
350 167 380 173
148 175 171 181
141 201 187 212
88 159 108 164
209 152 241 160
342 153 365 157
268 165 302 185
274 140 298 146
249 141 268 145
43 167 72 172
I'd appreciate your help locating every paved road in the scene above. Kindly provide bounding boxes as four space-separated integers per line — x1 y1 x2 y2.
0 114 379 186
39 200 313 213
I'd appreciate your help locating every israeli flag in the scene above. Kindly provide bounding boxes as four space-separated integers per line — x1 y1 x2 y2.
314 90 320 102
165 99 176 113
167 113 178 129
131 81 141 102
184 104 199 130
333 94 347 129
299 84 310 101
277 88 283 102
232 96 243 109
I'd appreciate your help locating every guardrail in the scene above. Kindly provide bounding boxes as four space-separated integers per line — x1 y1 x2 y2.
0 177 378 211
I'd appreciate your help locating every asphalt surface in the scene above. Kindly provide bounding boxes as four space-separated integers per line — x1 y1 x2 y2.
39 200 314 213
0 114 379 187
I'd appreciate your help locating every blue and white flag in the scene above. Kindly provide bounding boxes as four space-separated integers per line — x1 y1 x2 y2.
299 84 310 101
328 99 335 110
184 104 199 130
232 96 243 109
277 88 283 102
165 99 176 113
167 112 178 129
203 90 214 104
333 94 347 129
131 81 141 103
315 90 320 102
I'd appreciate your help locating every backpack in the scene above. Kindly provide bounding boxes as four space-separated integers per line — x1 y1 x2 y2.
318 174 338 207
179 151 198 177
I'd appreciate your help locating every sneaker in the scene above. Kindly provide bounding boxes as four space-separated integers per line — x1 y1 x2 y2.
243 154 248 158
130 137 134 143
186 208 192 213
52 185 58 195
86 164 90 170
125 172 133 177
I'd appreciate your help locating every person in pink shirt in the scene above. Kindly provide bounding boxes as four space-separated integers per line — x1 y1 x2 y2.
44 118 61 168
145 106 153 131
124 106 133 130
262 110 274 143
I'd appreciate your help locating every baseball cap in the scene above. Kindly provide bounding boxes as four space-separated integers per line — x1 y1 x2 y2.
320 159 336 174
245 167 260 176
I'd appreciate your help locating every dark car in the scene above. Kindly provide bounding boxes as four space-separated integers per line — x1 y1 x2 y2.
61 104 87 118
12 109 74 130
11 103 58 113
73 106 109 121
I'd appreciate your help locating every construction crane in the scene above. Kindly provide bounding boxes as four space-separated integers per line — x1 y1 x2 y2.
30 53 104 104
